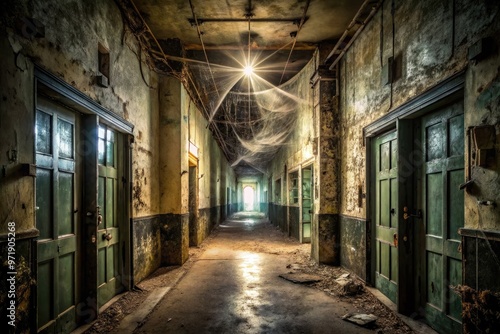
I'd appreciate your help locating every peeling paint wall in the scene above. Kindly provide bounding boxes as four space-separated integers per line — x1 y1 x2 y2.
0 0 161 329
158 76 236 258
267 55 316 219
187 89 237 242
0 0 160 224
338 0 500 291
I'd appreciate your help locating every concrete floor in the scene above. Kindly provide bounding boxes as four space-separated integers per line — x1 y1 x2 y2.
134 212 373 334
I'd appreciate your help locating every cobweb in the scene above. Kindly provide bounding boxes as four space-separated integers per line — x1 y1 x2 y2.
188 51 310 174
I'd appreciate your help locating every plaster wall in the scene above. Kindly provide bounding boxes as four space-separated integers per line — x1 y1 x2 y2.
0 0 161 235
267 56 316 210
187 90 237 211
339 0 500 230
0 0 161 329
338 0 500 283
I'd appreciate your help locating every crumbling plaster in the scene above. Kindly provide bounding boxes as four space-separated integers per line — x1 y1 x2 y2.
267 55 316 209
339 0 500 230
0 0 161 233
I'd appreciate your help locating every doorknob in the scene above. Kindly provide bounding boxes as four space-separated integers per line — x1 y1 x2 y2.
102 233 112 241
403 207 422 220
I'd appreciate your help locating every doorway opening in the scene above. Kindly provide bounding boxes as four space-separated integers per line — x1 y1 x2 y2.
243 186 255 211
188 162 199 246
367 89 464 334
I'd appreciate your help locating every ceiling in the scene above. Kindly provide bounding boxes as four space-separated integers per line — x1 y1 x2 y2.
130 0 370 177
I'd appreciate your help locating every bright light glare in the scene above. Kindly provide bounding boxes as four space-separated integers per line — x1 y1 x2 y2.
243 65 254 76
243 186 254 211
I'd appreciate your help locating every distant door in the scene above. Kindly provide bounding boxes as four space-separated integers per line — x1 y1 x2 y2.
97 125 123 307
373 131 399 304
36 98 80 333
243 186 255 211
417 101 463 333
189 165 198 246
301 166 312 243
226 187 231 217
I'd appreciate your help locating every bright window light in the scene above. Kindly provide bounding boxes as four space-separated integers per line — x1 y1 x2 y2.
243 186 254 211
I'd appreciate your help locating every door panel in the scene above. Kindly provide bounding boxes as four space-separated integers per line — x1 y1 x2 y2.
36 98 79 333
373 131 398 304
420 101 463 333
301 166 312 243
97 125 123 307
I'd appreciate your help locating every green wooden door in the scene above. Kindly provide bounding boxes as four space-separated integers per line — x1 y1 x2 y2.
301 166 312 243
419 101 463 333
97 125 123 307
373 131 399 304
36 99 79 333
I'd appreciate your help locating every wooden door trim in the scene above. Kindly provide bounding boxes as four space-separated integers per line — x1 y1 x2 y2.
35 66 134 134
363 71 464 138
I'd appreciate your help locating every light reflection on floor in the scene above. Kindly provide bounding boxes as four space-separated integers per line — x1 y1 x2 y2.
238 251 263 327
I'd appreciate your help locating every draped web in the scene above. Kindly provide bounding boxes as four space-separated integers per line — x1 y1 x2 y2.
187 50 310 174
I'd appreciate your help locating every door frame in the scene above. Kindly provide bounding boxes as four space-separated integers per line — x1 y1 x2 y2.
35 66 134 327
364 72 465 315
300 162 314 244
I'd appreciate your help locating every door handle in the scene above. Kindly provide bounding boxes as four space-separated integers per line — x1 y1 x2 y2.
403 207 422 220
102 233 112 241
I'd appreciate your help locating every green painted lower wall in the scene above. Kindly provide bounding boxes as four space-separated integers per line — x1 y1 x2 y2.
161 213 189 266
339 215 370 281
316 214 340 265
289 206 300 240
133 216 161 284
191 206 226 246
269 204 288 235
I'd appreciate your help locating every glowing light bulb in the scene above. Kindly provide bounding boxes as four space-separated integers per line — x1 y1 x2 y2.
243 65 254 76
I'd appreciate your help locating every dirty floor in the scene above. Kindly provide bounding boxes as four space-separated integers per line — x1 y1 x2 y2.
83 212 413 334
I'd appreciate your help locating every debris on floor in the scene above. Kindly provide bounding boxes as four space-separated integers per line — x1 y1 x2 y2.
286 263 303 270
84 219 413 334
335 275 363 295
342 313 378 327
279 272 323 284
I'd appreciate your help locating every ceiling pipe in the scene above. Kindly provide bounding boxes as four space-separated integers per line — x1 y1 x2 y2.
324 0 382 70
279 0 311 85
188 0 221 100
187 17 307 24
124 0 234 162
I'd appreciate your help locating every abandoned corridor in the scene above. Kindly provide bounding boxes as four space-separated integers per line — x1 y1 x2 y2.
124 212 374 334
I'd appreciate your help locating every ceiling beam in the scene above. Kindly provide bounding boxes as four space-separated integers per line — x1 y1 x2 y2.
183 42 317 51
187 17 308 26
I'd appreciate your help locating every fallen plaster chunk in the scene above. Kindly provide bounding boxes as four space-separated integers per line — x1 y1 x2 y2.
285 263 303 270
342 313 378 327
335 277 362 295
279 273 322 284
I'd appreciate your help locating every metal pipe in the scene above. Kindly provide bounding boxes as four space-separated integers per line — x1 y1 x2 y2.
128 0 234 161
279 0 311 85
187 17 306 24
328 3 380 70
188 0 222 101
186 71 233 161
129 0 175 73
